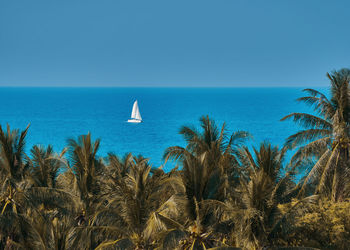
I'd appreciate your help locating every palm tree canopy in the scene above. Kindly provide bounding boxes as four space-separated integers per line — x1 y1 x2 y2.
281 68 350 202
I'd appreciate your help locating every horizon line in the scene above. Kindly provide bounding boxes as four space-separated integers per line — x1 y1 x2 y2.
0 85 329 88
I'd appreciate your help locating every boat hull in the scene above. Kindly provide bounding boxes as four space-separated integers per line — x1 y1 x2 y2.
127 119 142 123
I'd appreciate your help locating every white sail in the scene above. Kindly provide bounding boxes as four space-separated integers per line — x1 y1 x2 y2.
128 100 142 122
135 104 142 120
131 101 138 119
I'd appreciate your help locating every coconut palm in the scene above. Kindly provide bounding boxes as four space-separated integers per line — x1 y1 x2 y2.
164 115 249 218
231 143 314 249
281 68 350 201
94 155 180 249
66 133 103 223
0 124 78 249
160 116 250 249
24 144 87 250
157 196 231 249
63 133 109 249
0 124 30 198
0 125 68 249
27 145 66 188
0 124 42 248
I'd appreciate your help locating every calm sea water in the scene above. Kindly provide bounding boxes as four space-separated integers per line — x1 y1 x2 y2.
0 87 326 171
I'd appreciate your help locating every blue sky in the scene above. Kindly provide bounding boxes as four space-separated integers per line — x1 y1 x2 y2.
0 0 349 87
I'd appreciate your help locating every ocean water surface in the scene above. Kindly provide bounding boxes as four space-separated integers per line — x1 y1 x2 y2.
0 87 326 171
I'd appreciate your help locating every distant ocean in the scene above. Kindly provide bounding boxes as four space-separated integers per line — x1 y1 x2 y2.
0 87 326 171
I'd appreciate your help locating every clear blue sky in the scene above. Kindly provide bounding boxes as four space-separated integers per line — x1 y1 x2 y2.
0 0 349 87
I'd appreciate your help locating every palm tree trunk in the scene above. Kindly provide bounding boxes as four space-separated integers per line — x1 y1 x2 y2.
331 147 348 202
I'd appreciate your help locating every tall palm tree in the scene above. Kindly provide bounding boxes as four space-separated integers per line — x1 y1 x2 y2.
67 133 103 223
95 155 180 249
164 115 249 218
0 124 77 249
26 145 80 250
0 125 70 249
0 124 41 248
232 143 314 249
161 116 250 249
0 124 30 196
281 68 350 202
63 133 109 249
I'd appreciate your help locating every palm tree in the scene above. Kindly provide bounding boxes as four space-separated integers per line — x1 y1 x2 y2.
164 115 249 216
94 155 180 249
0 125 70 249
0 124 42 248
161 116 250 249
232 143 314 249
0 124 77 249
27 145 78 250
281 68 350 201
62 133 110 249
0 124 30 199
67 133 103 223
27 145 66 188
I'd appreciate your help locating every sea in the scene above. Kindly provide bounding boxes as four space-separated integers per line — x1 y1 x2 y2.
0 87 327 171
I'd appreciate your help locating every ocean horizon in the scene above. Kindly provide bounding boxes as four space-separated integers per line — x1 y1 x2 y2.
0 87 325 171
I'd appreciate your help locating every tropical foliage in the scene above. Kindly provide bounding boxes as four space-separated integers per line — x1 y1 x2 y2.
1 69 350 249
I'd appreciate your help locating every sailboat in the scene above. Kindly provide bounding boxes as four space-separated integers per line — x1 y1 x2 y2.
127 100 142 123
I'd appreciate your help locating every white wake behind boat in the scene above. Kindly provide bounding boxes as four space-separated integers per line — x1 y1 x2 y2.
127 100 142 123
